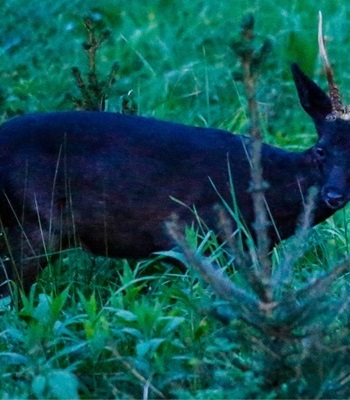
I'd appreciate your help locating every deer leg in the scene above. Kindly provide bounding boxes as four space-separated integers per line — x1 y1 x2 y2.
0 223 60 298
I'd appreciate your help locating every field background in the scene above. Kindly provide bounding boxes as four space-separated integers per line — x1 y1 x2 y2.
1 0 350 398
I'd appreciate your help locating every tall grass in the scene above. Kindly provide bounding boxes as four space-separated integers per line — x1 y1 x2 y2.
0 0 350 398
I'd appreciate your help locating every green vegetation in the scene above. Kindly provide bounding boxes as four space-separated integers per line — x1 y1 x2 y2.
1 0 350 398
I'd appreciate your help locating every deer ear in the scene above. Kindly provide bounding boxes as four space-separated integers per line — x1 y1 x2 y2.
291 63 332 120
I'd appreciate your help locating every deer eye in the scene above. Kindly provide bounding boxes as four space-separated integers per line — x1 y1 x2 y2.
315 147 326 160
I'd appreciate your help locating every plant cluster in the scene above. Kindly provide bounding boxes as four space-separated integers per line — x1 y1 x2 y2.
69 17 119 111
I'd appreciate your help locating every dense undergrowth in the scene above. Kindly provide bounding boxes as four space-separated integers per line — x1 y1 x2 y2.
1 0 350 398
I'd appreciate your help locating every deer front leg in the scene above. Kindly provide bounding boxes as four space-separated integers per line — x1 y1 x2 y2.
0 223 60 298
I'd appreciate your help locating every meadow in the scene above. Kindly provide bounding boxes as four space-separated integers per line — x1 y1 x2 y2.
1 0 350 398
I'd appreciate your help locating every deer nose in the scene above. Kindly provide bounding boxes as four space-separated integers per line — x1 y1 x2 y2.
323 190 346 209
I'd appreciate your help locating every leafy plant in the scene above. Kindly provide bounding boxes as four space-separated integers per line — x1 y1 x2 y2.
69 16 119 111
167 12 350 400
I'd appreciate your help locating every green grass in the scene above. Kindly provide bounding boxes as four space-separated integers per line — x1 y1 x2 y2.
1 0 350 398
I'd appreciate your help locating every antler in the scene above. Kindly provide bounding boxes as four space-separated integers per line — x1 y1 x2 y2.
318 11 345 117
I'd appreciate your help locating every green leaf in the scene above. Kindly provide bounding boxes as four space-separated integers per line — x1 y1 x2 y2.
32 375 46 398
161 317 185 335
0 352 28 365
47 370 79 400
136 338 165 357
116 309 137 322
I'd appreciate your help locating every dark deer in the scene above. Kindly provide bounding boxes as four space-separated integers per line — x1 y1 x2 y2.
0 20 349 297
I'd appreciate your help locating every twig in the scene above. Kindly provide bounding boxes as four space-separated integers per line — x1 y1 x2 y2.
106 344 166 399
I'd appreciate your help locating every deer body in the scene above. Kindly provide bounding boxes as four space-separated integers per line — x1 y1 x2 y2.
0 64 348 296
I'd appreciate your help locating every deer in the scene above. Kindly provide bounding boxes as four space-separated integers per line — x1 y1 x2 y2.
0 17 349 298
